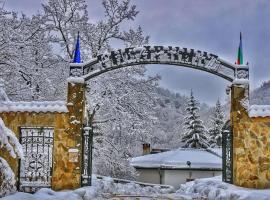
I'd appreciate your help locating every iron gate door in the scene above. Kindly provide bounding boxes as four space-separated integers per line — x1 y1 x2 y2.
19 127 54 192
82 127 93 186
222 120 233 183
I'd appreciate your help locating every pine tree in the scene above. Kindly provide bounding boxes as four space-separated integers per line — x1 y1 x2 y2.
181 91 209 148
209 99 224 147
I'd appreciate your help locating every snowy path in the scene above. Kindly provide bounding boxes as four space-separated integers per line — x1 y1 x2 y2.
109 194 192 200
3 176 270 200
0 192 194 200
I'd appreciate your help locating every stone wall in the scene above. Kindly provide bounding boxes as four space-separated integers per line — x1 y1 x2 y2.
231 84 270 188
0 112 69 188
3 79 270 190
0 81 86 191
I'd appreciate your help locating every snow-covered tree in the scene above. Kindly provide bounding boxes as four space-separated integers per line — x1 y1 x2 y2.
42 0 88 60
41 0 161 179
0 117 23 197
0 0 155 179
0 0 219 181
0 8 68 101
208 99 225 147
181 91 209 148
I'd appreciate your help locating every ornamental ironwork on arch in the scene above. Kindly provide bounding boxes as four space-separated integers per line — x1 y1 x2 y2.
69 45 249 81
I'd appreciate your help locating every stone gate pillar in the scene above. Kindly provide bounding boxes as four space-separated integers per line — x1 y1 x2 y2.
231 79 270 188
231 80 250 186
52 78 86 190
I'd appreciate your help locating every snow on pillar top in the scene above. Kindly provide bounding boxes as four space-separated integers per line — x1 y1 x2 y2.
67 77 85 84
232 78 249 86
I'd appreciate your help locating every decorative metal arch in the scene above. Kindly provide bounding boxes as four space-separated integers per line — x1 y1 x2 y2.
69 45 249 81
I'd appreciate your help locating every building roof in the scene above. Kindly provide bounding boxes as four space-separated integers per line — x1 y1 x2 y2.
206 148 222 158
131 148 222 170
249 105 270 118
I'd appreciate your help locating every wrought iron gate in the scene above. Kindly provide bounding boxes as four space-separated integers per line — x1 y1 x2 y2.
19 127 54 192
222 120 233 183
81 126 93 186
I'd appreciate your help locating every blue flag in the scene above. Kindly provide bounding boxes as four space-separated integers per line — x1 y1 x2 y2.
73 32 81 63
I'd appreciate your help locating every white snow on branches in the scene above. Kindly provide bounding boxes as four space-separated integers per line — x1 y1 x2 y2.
208 100 224 148
0 118 23 158
0 158 16 197
181 91 209 148
0 117 23 197
0 81 10 102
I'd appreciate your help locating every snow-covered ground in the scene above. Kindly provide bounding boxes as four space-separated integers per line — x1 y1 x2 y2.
176 176 270 200
2 176 270 200
1 176 176 200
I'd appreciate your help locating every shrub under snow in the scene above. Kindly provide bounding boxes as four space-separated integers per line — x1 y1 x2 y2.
0 158 16 197
1 176 175 200
0 117 23 197
177 176 270 200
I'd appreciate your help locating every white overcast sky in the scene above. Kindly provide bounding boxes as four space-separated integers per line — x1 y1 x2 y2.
5 0 270 105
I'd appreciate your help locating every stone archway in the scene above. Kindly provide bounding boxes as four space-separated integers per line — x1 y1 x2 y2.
69 45 249 81
64 45 270 189
6 44 270 191
66 45 247 188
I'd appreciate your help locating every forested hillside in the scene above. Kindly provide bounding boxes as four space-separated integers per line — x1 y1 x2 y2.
251 81 270 105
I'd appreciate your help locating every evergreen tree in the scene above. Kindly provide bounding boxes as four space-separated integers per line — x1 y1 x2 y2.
181 91 209 148
209 99 224 147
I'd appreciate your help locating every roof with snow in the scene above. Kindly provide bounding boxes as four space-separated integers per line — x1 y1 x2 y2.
131 148 222 170
249 105 270 118
0 101 68 113
206 148 222 158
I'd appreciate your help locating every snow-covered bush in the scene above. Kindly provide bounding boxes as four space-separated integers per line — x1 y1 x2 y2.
83 176 175 199
0 158 16 198
176 176 270 200
2 175 175 200
0 117 23 197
